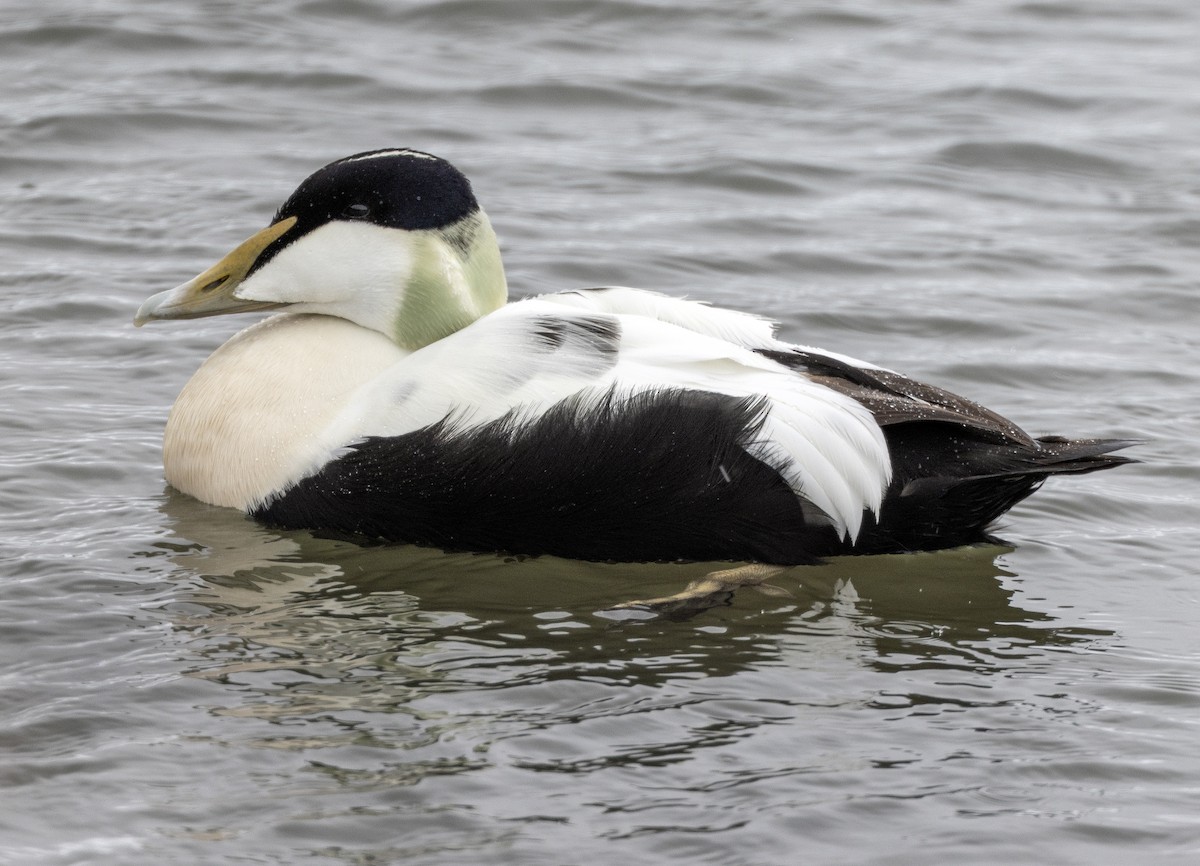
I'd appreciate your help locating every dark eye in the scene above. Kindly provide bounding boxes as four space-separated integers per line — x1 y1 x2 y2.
341 203 371 220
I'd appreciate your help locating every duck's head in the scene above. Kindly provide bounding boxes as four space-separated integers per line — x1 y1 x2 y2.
135 149 508 350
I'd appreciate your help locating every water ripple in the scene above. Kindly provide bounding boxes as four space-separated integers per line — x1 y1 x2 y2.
3 0 1199 863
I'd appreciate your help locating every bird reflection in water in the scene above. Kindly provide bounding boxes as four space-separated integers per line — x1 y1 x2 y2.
148 488 1109 722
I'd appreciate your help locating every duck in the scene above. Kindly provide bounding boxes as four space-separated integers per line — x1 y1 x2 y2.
135 148 1134 567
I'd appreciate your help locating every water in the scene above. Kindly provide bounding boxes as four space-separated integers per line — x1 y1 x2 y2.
2 1 1198 863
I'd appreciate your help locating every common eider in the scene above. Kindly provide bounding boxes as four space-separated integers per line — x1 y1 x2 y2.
136 148 1134 566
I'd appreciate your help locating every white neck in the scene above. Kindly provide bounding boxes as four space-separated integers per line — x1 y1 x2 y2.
234 211 509 351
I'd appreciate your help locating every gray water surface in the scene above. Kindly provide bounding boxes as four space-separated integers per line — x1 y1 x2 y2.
2 1 1198 864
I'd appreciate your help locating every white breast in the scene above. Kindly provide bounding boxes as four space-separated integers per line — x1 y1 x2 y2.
162 313 407 509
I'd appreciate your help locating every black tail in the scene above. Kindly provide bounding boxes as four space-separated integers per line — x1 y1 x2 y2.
851 428 1138 554
1025 435 1141 475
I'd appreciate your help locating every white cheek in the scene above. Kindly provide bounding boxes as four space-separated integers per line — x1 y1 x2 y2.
236 221 415 307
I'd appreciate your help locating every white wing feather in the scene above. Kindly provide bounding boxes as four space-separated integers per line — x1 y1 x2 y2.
535 287 780 349
536 286 889 371
317 295 891 540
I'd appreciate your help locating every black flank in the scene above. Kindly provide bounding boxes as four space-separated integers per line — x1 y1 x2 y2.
256 388 841 564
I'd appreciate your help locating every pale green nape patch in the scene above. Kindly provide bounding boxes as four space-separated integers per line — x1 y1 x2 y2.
392 211 508 350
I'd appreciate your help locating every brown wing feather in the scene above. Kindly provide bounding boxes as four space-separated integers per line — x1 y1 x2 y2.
759 348 1036 447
